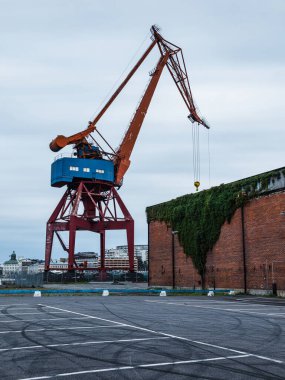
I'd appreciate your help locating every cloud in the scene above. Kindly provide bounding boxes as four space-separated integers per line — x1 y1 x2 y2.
0 0 284 262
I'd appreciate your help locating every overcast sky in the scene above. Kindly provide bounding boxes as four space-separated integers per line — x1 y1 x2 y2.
0 0 284 262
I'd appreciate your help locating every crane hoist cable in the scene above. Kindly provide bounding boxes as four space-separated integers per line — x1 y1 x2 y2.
192 122 200 191
207 128 211 188
192 126 212 191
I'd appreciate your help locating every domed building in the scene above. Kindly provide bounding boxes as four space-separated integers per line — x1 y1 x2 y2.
3 251 20 275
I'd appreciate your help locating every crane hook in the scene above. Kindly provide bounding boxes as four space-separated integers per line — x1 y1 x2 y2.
194 181 200 192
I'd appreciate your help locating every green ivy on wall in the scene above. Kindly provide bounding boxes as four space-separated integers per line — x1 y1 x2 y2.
146 168 284 282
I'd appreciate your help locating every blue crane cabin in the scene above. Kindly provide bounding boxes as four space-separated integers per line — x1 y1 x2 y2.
51 157 115 187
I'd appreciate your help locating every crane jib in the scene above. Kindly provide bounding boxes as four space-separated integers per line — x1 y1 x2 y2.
49 25 210 188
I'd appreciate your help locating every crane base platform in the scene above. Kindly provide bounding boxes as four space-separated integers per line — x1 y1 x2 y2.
45 180 134 272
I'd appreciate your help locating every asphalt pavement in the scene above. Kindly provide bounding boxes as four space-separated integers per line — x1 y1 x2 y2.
0 295 284 379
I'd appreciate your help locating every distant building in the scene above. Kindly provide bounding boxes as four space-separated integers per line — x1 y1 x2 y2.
74 252 98 260
1 254 44 275
27 262 40 274
50 257 138 271
4 255 139 273
1 247 146 275
3 251 20 274
135 245 148 262
107 245 148 262
99 257 138 271
37 261 68 272
19 258 39 272
27 261 45 274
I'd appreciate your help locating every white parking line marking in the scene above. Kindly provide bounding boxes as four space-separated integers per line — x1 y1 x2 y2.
170 303 273 310
145 300 285 317
0 316 93 323
140 354 251 367
236 298 283 303
0 312 68 316
0 336 169 352
166 299 268 307
0 308 37 311
17 354 252 379
185 303 269 308
0 325 124 334
156 300 275 308
0 304 28 307
173 300 268 308
40 304 283 364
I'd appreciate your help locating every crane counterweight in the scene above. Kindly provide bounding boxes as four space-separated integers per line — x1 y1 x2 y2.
49 135 68 152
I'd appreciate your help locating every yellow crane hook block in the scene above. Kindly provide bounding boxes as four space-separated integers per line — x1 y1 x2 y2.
194 181 200 191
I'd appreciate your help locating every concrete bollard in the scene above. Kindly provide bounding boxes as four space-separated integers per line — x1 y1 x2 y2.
207 291 214 297
159 291 167 296
102 290 109 296
33 291 41 297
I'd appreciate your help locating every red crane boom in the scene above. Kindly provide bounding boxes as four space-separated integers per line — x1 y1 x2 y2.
49 25 209 185
114 52 170 184
112 25 209 184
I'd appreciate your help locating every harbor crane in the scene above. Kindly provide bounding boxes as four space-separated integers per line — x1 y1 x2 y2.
45 25 209 273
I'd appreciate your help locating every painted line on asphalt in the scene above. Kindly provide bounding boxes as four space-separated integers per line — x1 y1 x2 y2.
17 354 252 379
173 302 269 308
0 312 68 316
236 298 281 302
229 308 283 312
145 300 285 317
40 304 283 364
221 309 285 316
159 299 268 306
168 303 271 310
148 299 270 308
0 307 37 311
235 298 285 305
0 325 124 334
0 316 93 323
0 304 28 307
0 336 169 352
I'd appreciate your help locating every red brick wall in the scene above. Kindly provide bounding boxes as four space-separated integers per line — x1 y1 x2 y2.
148 191 285 291
148 221 200 288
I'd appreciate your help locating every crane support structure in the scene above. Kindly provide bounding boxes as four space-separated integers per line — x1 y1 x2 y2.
45 25 210 273
45 181 134 272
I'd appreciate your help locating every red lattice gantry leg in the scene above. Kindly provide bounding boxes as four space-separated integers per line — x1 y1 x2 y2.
45 181 134 272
